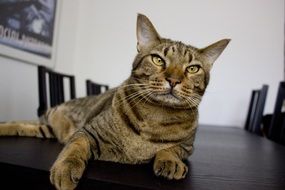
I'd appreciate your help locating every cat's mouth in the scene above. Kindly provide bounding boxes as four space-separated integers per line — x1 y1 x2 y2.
149 88 185 106
159 93 180 100
147 88 199 109
163 89 181 99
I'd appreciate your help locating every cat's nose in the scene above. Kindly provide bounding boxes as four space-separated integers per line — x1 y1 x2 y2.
166 77 181 88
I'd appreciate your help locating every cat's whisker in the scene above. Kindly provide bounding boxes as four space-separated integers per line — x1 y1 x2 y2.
126 90 153 106
188 98 200 108
120 83 150 88
190 96 202 105
191 94 202 99
119 84 150 93
130 77 152 83
183 98 194 112
115 92 147 107
123 88 150 100
142 91 154 106
183 97 198 114
189 97 200 104
116 86 151 102
176 91 200 109
123 90 154 114
130 90 154 109
149 86 167 91
180 95 192 107
115 88 153 107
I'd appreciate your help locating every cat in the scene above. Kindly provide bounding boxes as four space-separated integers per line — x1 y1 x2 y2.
0 14 230 190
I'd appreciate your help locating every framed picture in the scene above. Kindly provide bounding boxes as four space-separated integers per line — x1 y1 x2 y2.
0 0 61 68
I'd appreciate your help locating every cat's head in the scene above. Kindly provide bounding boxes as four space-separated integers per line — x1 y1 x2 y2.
130 14 230 109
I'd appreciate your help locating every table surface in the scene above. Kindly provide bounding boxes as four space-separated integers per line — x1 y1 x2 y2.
0 125 285 190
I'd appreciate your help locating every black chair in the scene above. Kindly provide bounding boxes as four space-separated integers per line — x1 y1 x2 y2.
268 81 285 144
37 66 76 117
86 79 109 96
244 84 268 135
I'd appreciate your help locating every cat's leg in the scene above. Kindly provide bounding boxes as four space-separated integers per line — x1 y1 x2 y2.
0 106 76 143
153 141 193 180
43 106 78 143
50 131 92 190
0 121 55 138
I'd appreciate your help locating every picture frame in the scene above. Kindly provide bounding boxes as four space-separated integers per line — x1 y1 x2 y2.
0 0 61 68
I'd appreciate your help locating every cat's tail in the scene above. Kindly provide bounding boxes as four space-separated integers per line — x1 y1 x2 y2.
0 121 55 139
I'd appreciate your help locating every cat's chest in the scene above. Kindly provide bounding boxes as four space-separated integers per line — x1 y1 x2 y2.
121 133 176 163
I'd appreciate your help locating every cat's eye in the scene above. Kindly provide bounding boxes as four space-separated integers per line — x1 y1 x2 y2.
152 55 165 66
186 65 200 74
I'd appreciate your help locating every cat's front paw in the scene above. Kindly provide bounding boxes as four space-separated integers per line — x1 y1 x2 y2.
50 158 85 190
153 156 188 180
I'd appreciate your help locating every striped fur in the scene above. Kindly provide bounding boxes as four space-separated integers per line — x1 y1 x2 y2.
0 14 230 190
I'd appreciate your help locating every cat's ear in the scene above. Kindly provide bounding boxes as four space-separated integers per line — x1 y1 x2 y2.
136 14 161 52
200 39 231 66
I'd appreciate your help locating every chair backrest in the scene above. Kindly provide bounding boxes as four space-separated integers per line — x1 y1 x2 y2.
268 81 285 144
86 79 109 96
37 66 76 117
244 84 268 135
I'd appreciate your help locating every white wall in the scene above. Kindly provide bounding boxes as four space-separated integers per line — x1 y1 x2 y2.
74 0 284 127
0 57 38 121
0 0 284 128
0 0 80 121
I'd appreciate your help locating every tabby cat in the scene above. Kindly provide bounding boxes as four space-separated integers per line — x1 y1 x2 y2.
0 14 230 190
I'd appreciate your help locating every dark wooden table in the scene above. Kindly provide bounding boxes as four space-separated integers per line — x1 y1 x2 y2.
0 125 284 190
